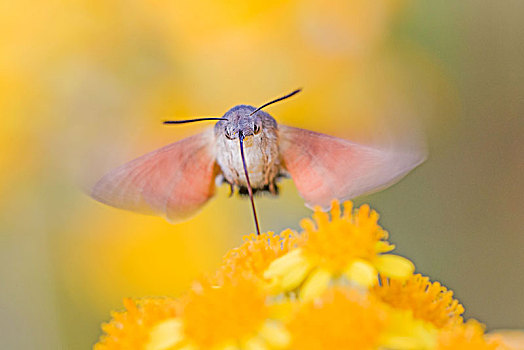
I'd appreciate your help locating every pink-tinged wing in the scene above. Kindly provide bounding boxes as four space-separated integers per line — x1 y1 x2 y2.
91 129 218 222
279 125 426 209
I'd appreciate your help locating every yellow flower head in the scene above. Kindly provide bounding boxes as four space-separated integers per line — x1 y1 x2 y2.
221 230 300 281
146 276 290 350
287 287 388 350
437 320 509 350
94 200 516 350
264 200 414 300
374 274 465 329
94 297 180 350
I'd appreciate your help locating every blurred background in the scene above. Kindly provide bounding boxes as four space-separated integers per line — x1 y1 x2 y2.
1 0 522 348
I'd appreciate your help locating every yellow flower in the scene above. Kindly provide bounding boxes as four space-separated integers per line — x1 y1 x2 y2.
94 297 181 350
264 200 414 300
94 199 516 350
146 276 290 350
286 287 388 350
373 274 465 329
221 230 301 281
437 320 509 350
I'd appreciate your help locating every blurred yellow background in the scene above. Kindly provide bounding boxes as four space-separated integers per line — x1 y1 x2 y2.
1 1 522 349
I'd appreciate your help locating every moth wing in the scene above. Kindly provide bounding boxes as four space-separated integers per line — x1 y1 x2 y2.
91 129 218 222
279 125 426 209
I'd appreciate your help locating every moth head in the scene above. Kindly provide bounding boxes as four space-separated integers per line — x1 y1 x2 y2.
220 105 265 141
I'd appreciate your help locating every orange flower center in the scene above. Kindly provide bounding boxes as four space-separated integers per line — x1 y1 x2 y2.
182 278 269 348
222 230 300 280
301 202 388 271
288 287 388 350
374 274 464 328
95 298 180 350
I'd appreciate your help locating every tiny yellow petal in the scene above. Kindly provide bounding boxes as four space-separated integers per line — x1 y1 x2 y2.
342 201 354 219
328 200 341 220
376 241 395 253
375 254 415 280
344 259 378 287
243 336 269 350
145 318 183 350
278 258 314 291
259 321 291 349
300 218 316 232
263 249 304 279
312 207 329 228
299 267 332 301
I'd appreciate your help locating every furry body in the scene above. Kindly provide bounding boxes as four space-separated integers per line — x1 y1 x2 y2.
214 105 283 195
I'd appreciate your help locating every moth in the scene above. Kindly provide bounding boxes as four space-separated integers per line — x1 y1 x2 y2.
91 89 425 235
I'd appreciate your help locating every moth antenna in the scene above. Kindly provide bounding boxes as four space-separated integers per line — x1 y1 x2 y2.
163 117 228 124
239 134 261 236
249 88 302 116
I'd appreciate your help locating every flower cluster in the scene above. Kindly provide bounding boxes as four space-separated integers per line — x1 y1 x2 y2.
94 201 514 350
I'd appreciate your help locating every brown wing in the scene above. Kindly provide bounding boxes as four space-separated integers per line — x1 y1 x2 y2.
279 125 426 209
91 129 218 222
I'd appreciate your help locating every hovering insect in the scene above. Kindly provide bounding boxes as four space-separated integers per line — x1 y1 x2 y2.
91 89 425 235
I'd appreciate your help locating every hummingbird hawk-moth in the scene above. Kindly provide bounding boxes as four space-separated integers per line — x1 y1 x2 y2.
91 89 425 235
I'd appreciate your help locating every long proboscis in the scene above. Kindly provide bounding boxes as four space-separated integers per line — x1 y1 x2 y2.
239 135 261 236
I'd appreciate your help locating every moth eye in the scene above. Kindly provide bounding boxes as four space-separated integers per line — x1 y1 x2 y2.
225 131 235 140
254 124 261 135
